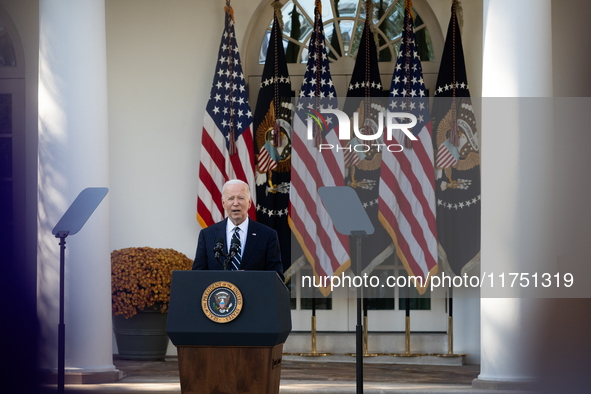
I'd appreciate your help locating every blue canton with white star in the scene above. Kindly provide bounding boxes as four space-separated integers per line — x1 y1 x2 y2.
389 11 430 136
295 9 338 137
207 12 253 150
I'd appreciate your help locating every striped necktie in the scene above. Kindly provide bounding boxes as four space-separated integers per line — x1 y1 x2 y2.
230 227 241 270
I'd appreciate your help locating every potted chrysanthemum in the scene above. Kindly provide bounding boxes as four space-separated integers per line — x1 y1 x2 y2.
111 247 192 360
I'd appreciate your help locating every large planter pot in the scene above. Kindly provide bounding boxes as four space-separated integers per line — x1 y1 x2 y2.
113 308 169 360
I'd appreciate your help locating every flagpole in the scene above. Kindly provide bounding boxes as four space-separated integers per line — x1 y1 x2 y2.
272 1 281 147
450 0 459 147
431 285 467 358
389 283 428 357
293 290 332 357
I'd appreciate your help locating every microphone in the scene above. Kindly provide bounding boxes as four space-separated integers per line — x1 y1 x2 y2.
213 237 226 269
214 237 225 259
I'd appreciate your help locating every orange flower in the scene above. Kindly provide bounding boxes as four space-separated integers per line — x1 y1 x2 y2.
111 247 192 318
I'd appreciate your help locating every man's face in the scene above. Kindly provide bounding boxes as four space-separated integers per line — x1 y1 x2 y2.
222 183 251 225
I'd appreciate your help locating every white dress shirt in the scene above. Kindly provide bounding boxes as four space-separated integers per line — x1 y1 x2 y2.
225 217 248 257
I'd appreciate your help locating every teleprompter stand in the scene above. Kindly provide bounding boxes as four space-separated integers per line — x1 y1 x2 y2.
318 186 374 394
51 187 109 394
345 299 383 357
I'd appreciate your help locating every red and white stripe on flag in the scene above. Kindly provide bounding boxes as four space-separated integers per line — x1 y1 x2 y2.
378 123 438 294
436 143 458 168
290 115 351 296
257 145 278 173
196 8 256 229
344 148 360 168
197 114 257 229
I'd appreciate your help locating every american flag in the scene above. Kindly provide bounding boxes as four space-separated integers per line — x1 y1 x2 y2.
289 2 350 296
378 0 438 293
197 7 256 228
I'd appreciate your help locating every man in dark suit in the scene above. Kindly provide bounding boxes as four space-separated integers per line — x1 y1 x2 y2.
192 179 284 281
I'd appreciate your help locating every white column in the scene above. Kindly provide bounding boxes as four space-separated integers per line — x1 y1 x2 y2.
38 0 117 381
482 0 553 97
476 0 554 389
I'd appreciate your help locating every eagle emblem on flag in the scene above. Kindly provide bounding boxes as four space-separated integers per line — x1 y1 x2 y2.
254 100 292 190
435 99 479 192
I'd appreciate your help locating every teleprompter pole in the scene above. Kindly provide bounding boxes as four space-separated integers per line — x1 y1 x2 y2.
449 286 453 354
352 231 367 394
57 231 68 394
346 298 381 357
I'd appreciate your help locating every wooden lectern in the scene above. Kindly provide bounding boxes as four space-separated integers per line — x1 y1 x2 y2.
167 271 292 394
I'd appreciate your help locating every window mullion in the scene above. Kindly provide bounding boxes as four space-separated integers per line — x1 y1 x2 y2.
294 0 315 31
374 0 402 30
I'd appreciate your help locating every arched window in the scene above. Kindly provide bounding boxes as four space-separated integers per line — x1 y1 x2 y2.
259 0 435 65
0 17 17 67
245 0 443 107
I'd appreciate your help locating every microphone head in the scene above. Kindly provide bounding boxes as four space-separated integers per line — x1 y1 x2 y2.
214 237 225 253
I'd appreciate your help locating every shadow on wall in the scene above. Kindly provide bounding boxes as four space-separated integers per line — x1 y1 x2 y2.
533 298 591 393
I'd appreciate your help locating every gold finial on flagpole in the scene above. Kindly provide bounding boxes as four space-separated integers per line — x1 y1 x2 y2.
272 1 284 31
224 0 235 22
405 0 415 21
315 0 321 16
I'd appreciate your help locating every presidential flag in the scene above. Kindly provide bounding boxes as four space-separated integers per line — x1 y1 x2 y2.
252 7 295 276
432 0 480 276
197 5 256 228
342 15 393 275
379 0 438 294
290 0 350 296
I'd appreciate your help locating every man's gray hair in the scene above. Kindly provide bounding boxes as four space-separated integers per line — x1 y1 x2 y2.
222 179 251 200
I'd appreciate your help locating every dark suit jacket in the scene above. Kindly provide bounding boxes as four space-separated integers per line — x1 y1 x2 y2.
192 218 284 281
